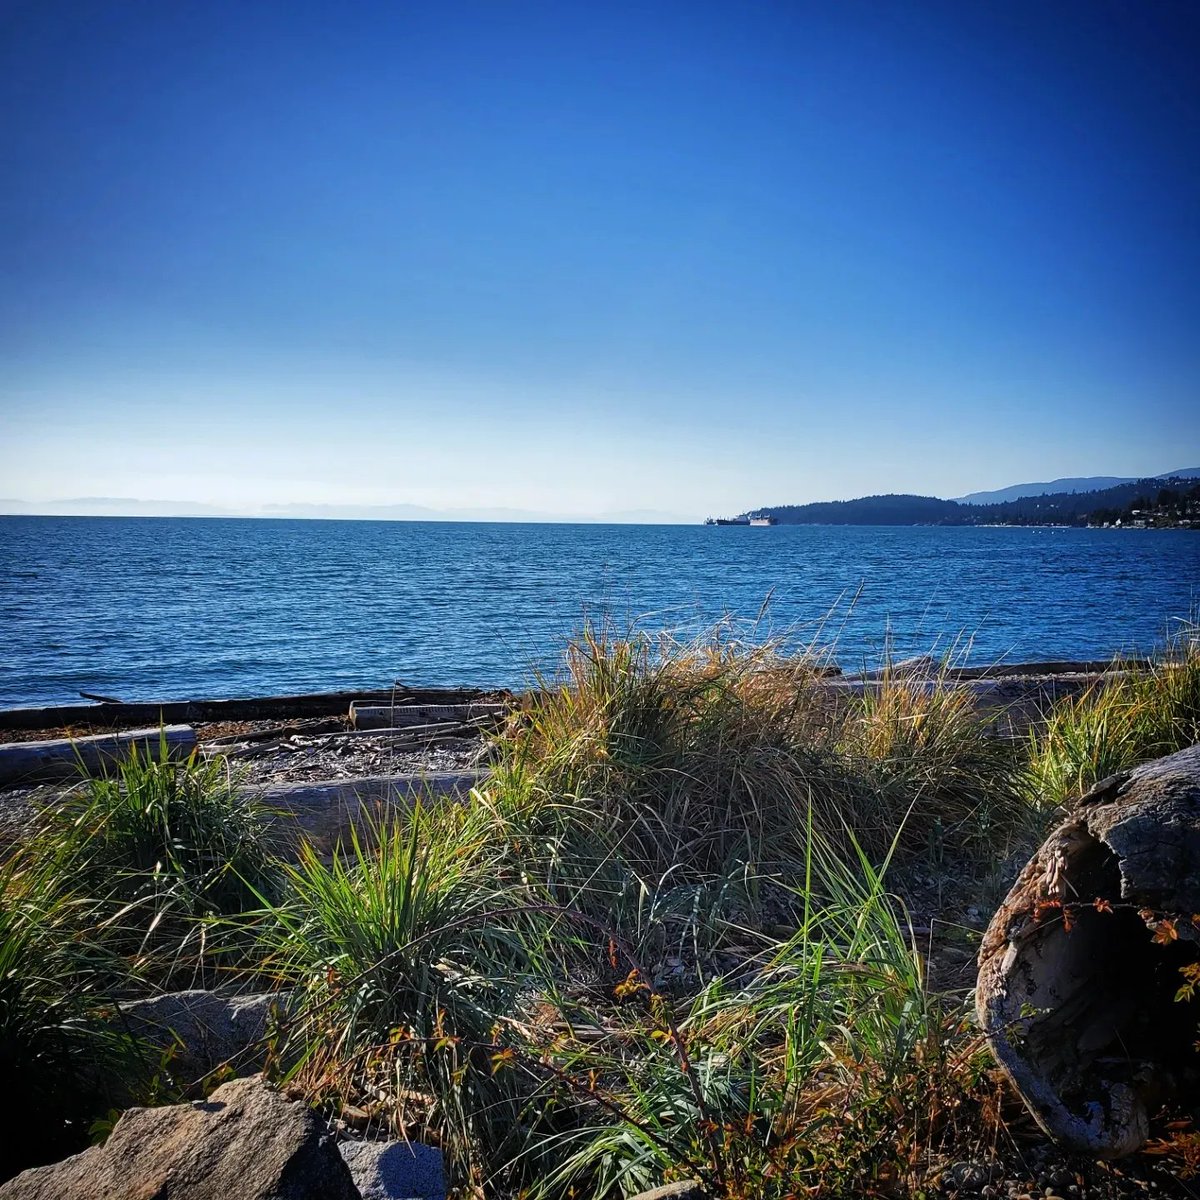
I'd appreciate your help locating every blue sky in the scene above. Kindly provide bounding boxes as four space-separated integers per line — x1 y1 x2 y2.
1 0 1197 518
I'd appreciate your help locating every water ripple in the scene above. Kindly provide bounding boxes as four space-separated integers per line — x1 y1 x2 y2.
0 516 1197 706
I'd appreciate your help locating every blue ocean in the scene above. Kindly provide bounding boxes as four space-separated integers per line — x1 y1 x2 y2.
1 516 1197 708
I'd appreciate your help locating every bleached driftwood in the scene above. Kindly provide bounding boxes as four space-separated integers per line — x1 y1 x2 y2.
348 702 508 731
0 725 196 788
258 771 484 857
976 743 1200 1157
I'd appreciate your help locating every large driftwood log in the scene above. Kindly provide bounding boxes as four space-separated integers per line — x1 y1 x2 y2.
977 742 1200 1157
349 701 508 730
0 725 196 787
259 771 483 857
0 685 506 734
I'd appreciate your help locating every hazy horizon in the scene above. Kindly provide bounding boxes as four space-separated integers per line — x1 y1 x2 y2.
3 462 1198 524
3 2 1198 506
0 496 700 523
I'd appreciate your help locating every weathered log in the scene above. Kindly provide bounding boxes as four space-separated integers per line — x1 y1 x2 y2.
821 674 1119 737
259 771 484 857
349 701 508 730
0 685 508 735
977 742 1200 1158
0 725 196 787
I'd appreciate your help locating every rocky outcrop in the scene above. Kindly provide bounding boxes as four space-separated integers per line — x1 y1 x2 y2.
117 990 287 1082
977 743 1200 1157
0 1076 359 1200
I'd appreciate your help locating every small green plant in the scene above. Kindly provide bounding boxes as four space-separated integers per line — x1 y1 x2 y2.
518 827 969 1199
29 734 279 984
0 854 150 1181
260 800 559 1178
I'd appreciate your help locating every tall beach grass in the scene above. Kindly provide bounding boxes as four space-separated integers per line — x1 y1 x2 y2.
1030 623 1200 807
3 620 1198 1192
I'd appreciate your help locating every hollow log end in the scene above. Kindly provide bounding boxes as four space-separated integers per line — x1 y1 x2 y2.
977 743 1200 1158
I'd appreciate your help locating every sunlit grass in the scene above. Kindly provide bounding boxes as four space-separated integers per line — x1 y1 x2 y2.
495 624 1033 875
1030 624 1200 808
5 620 1198 1192
258 801 564 1177
0 853 152 1179
23 735 281 987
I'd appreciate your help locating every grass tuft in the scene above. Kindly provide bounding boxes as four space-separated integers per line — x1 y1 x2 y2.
0 853 151 1180
259 800 562 1178
1030 626 1200 807
496 625 1033 874
26 735 280 986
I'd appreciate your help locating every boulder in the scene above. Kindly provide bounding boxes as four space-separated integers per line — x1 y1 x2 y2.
118 990 286 1082
338 1140 445 1200
977 743 1200 1157
0 1076 359 1200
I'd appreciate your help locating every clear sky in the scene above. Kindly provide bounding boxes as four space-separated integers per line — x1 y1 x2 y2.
1 0 1198 519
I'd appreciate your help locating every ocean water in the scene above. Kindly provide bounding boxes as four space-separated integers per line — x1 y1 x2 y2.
0 516 1197 708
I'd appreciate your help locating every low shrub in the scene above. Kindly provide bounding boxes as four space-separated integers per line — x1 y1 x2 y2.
497 626 1033 874
515 830 976 1199
498 627 840 876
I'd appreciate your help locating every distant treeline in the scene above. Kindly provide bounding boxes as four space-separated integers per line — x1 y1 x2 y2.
742 476 1200 527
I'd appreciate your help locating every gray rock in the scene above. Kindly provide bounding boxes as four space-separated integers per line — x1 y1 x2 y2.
628 1183 706 1200
942 1160 1001 1191
0 1076 359 1200
338 1140 446 1200
118 989 286 1081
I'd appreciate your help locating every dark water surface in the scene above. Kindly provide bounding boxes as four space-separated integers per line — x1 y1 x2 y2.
1 516 1197 708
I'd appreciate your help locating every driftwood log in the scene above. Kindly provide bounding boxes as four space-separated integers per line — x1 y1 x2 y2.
977 742 1200 1157
348 701 508 731
0 686 504 735
258 771 483 858
0 725 196 787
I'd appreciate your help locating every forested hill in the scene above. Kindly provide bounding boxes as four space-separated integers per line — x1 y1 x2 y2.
747 475 1200 526
763 494 961 525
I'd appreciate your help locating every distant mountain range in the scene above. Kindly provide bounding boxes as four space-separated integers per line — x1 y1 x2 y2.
6 467 1199 528
954 467 1200 505
739 471 1200 527
0 497 697 524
